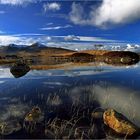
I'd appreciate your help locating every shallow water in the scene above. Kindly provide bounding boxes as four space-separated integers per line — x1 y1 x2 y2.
0 62 140 138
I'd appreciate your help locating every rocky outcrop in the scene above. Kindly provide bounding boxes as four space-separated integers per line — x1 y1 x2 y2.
103 109 138 135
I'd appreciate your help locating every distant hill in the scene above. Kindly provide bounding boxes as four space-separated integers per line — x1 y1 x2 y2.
0 43 75 54
0 44 21 53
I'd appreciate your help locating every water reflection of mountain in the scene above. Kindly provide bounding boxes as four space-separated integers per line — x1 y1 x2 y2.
28 51 139 70
10 62 30 78
103 51 140 66
29 59 139 71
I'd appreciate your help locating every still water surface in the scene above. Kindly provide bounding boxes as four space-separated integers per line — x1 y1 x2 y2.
0 62 140 138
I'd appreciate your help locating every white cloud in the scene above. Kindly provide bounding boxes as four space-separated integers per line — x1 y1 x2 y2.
79 36 116 42
0 35 20 45
48 35 116 43
64 35 80 41
94 0 140 26
0 34 53 46
69 2 88 25
45 36 52 41
12 33 45 36
70 0 140 27
0 35 38 45
0 0 34 6
40 25 72 30
43 2 61 12
46 22 53 26
0 11 5 14
63 35 115 42
0 30 5 34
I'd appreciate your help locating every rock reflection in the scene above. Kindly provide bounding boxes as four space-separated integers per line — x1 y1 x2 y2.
10 62 30 78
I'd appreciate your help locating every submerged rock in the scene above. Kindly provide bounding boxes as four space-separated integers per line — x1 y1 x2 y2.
24 107 44 123
91 111 103 119
0 120 21 135
10 62 30 78
23 107 44 134
103 109 138 135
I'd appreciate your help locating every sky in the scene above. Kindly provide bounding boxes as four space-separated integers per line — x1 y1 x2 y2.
0 0 140 50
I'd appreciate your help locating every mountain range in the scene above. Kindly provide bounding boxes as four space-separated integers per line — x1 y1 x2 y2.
0 43 140 54
0 42 75 54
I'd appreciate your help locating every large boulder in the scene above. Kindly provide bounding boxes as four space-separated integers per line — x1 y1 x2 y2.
103 109 138 135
